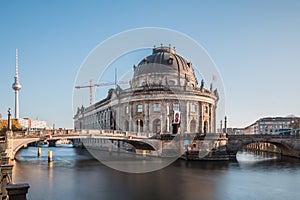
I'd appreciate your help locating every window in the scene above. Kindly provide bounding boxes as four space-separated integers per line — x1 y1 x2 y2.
168 80 175 86
153 103 161 112
141 82 147 87
173 103 180 111
137 104 143 113
124 106 129 114
191 104 196 112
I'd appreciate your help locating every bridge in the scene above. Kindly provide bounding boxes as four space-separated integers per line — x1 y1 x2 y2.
227 134 300 158
0 130 164 160
1 130 300 160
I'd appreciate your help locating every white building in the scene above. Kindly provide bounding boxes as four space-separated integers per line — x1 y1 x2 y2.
244 116 299 135
18 118 47 130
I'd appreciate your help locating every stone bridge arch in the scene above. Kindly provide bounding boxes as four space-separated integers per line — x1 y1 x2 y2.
227 137 300 158
6 138 43 160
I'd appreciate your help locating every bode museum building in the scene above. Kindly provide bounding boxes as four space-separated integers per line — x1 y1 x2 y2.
74 46 219 135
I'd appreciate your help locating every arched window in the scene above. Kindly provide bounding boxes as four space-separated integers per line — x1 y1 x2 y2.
191 104 196 112
136 119 143 132
203 121 208 134
141 82 147 87
168 80 175 86
124 106 129 114
124 120 129 131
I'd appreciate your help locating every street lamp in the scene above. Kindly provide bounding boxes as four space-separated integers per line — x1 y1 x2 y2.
8 108 12 131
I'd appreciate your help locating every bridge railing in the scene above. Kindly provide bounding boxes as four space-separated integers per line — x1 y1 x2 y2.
228 134 300 140
76 129 158 138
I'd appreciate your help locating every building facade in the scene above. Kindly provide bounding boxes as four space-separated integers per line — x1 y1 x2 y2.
74 46 219 134
18 118 47 130
244 116 299 135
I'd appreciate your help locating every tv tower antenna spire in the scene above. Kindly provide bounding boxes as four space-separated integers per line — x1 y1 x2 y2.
12 48 22 119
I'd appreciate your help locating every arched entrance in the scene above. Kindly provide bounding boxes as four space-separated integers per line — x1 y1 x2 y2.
153 118 161 134
203 121 208 134
190 119 196 133
136 119 144 133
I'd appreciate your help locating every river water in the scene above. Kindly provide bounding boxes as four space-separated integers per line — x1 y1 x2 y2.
12 146 300 200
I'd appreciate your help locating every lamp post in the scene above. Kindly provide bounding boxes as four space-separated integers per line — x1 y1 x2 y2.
224 116 227 134
8 108 12 131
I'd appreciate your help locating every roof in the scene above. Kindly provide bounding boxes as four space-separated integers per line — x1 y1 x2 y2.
133 46 198 85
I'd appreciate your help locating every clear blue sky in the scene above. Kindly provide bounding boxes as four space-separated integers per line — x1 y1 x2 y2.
0 0 300 128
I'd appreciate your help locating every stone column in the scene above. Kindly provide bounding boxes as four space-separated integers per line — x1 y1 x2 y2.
137 119 140 134
186 101 189 134
107 109 111 130
209 104 215 133
213 105 217 133
160 115 163 134
224 116 227 134
5 131 13 160
1 164 14 198
116 101 120 130
198 102 202 134
166 102 170 133
209 104 212 133
129 103 133 132
144 101 149 133
180 100 187 134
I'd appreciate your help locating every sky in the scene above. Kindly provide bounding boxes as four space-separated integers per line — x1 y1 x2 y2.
0 0 300 129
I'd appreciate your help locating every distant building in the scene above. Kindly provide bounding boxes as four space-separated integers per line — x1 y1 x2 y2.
18 118 47 130
226 128 245 135
244 116 299 135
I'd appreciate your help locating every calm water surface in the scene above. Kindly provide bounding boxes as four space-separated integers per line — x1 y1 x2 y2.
12 147 300 200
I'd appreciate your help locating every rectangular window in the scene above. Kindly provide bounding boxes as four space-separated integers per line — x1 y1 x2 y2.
153 103 161 112
191 104 196 112
173 103 180 111
137 104 143 113
125 106 129 114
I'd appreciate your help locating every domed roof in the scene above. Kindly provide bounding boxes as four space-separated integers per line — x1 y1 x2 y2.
133 46 198 86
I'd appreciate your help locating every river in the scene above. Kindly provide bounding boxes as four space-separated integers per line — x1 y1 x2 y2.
12 146 300 200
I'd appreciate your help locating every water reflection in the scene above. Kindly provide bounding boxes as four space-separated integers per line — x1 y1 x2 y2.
12 147 300 200
237 151 279 163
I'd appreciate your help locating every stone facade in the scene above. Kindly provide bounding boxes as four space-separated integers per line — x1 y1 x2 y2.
74 46 219 134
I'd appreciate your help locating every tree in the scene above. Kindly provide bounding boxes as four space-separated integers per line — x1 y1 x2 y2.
291 118 300 136
0 119 23 133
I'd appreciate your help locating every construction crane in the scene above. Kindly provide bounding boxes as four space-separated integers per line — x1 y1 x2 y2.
75 79 128 105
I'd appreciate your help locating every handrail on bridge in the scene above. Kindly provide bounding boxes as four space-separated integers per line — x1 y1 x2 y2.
227 134 300 140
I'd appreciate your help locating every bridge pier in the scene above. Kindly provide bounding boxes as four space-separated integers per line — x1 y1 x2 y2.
48 140 56 147
6 183 30 200
5 131 14 161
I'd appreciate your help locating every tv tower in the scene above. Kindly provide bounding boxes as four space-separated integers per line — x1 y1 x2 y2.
12 48 22 119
